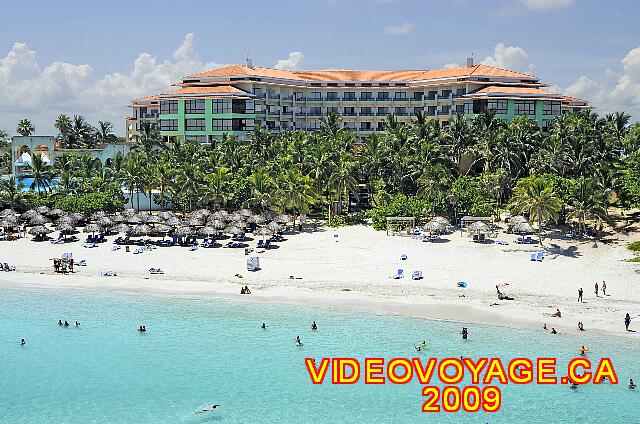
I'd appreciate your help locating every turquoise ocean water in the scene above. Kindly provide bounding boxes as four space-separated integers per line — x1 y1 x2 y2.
0 286 638 423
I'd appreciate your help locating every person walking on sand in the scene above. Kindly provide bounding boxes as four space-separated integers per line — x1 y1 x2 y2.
578 288 583 303
602 281 607 296
625 313 632 331
594 282 599 298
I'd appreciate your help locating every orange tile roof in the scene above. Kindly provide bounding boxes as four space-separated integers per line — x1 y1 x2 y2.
468 85 561 96
161 85 249 95
132 95 161 101
187 64 538 83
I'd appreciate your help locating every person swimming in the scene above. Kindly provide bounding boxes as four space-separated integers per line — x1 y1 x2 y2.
195 404 221 414
570 380 578 389
461 327 468 340
579 345 589 356
75 321 80 326
64 321 69 327
543 324 548 331
415 341 427 351
20 338 25 345
295 336 303 347
261 323 266 329
630 379 637 389
551 327 557 334
311 321 318 331
138 325 146 332
58 320 63 326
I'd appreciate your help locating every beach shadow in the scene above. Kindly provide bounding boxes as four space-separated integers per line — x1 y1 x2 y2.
426 238 451 244
544 244 582 259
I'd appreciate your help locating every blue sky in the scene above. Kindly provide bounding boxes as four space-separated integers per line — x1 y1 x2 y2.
1 0 639 135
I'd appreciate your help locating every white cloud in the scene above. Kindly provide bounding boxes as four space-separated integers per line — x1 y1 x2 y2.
273 52 304 71
565 47 640 120
521 0 575 10
0 33 227 135
444 63 460 68
481 42 534 72
384 22 414 35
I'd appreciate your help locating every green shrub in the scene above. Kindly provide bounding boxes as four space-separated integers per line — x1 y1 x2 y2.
628 241 640 252
54 191 125 214
367 194 430 230
325 211 368 227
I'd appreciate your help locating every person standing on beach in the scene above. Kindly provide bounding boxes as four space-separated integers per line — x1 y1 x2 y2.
602 281 607 296
594 282 599 297
578 288 583 303
625 313 632 331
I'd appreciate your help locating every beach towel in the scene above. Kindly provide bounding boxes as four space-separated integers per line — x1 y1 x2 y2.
457 281 467 288
101 271 117 277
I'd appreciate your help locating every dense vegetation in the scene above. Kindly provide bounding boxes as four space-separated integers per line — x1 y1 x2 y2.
1 110 640 235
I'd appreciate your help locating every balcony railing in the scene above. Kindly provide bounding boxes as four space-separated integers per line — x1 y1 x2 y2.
393 97 409 102
360 96 374 101
295 112 307 117
281 95 293 100
342 112 357 117
376 97 391 101
266 94 280 99
294 96 305 101
376 112 389 116
325 97 340 101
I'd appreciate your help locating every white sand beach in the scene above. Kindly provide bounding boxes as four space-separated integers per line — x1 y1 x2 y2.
1 225 639 336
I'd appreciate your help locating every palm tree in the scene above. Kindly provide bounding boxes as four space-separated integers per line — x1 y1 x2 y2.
55 114 72 146
246 167 275 212
328 150 358 216
29 153 54 193
0 176 28 210
566 178 610 236
17 119 35 136
95 121 117 145
276 167 316 227
509 176 563 245
204 167 233 210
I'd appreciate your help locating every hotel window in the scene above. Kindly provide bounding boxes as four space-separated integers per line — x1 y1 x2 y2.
543 101 561 115
159 119 178 131
309 107 322 115
344 122 357 130
343 92 356 101
455 104 465 114
343 107 356 116
232 99 247 114
212 99 231 114
413 107 424 116
488 99 508 114
441 90 452 98
326 92 339 100
394 107 407 116
267 89 278 98
377 107 389 116
360 92 373 100
252 87 263 97
245 119 255 131
360 107 372 115
308 120 321 130
294 91 305 100
427 106 437 116
377 121 385 131
473 99 488 114
464 102 473 114
440 106 450 114
542 119 554 129
185 118 205 131
327 107 339 114
427 91 437 100
413 92 424 100
212 119 232 131
377 92 390 100
160 100 178 114
394 92 407 100
309 92 322 100
185 99 205 114
455 88 466 96
245 100 255 113
360 122 372 130
515 100 536 115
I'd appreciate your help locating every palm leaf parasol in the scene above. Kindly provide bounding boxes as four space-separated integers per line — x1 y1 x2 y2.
29 225 51 235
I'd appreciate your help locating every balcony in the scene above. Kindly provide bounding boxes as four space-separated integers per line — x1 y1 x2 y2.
376 97 391 102
307 97 323 102
393 97 409 102
294 96 305 101
295 112 307 117
342 112 357 117
267 110 281 116
376 112 389 116
281 95 293 101
325 97 340 102
359 96 374 101
281 112 294 118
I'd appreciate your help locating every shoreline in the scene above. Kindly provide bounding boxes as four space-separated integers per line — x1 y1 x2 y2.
1 272 637 340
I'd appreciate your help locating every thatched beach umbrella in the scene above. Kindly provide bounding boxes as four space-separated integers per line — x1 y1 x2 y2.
136 211 150 222
127 215 141 225
275 214 291 224
36 205 50 215
146 215 161 224
239 208 252 217
111 223 131 234
247 214 264 225
432 216 449 226
424 220 446 232
226 226 241 235
131 224 152 236
264 210 277 222
229 212 242 222
468 221 489 234
112 214 126 223
0 218 18 229
0 208 17 218
267 221 281 233
209 219 225 230
218 211 230 221
254 226 272 240
174 226 194 237
122 208 136 217
234 221 247 229
154 224 172 233
21 210 39 220
48 208 65 218
84 223 101 234
165 216 181 226
90 211 106 221
70 212 85 223
29 214 50 225
513 222 534 234
29 225 51 235
56 215 75 225
159 211 175 221
198 226 217 236
187 217 204 227
56 222 75 233
98 216 114 228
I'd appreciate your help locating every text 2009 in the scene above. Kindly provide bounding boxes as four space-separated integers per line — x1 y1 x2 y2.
421 386 501 413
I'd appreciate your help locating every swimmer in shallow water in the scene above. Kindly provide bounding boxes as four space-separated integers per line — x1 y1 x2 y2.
58 320 63 326
20 338 25 345
630 379 637 389
460 327 468 340
570 380 578 389
311 321 318 331
551 328 557 334
295 336 303 347
415 341 427 351
579 345 589 356
64 321 69 327
195 404 221 414
261 323 266 329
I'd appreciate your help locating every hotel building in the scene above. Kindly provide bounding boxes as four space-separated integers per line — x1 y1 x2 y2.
127 57 588 142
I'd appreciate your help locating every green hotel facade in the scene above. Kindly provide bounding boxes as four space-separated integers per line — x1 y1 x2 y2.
127 57 588 142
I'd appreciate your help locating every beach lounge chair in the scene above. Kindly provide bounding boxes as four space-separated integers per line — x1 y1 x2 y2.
392 269 404 279
133 247 144 254
189 245 198 251
478 234 486 243
101 271 117 277
76 259 87 266
495 240 508 246
530 252 544 262
111 245 121 251
524 236 533 244
472 234 479 243
265 240 272 249
411 270 423 280
400 254 408 260
148 268 164 274
457 281 467 288
3 263 16 271
257 239 264 249
514 236 524 244
82 242 97 248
